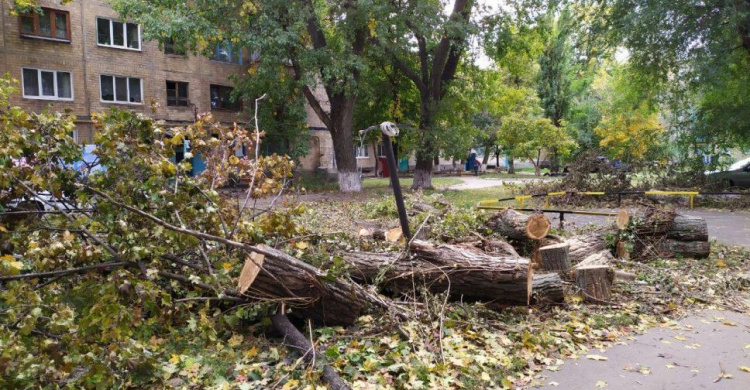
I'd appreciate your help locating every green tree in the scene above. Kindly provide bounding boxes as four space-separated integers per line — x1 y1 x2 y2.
112 0 375 192
371 0 476 189
596 0 750 152
497 114 575 176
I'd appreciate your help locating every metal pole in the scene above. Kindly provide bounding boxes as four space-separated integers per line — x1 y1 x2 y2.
382 135 411 239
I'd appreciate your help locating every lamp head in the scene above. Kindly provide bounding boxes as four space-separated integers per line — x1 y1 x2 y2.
380 121 399 137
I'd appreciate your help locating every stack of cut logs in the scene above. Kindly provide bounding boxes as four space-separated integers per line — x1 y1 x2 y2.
484 207 710 302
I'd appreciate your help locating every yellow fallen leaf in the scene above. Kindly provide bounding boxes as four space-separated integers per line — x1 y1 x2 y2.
282 379 300 390
661 340 671 344
674 335 687 341
595 380 607 388
169 354 181 364
739 366 750 373
481 372 491 381
586 355 608 361
548 381 559 387
246 346 259 358
666 364 675 369
722 321 737 326
295 241 309 250
716 259 727 267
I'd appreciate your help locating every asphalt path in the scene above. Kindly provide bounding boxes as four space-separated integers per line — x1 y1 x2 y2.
538 309 750 390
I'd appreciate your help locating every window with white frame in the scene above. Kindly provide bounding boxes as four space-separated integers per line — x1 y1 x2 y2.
96 17 140 50
100 75 142 103
22 68 73 100
376 143 386 157
356 146 369 158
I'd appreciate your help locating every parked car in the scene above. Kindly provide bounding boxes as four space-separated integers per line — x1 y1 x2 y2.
706 157 750 188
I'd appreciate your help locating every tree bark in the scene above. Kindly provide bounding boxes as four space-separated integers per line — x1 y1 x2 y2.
566 229 613 264
665 215 708 241
412 154 434 190
271 314 350 390
650 239 710 259
539 242 571 280
575 265 614 303
508 158 515 174
342 240 565 305
486 209 539 240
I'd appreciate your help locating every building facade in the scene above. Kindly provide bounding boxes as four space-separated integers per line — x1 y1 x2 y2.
0 0 334 171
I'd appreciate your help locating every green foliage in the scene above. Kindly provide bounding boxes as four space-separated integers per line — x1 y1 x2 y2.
497 114 576 175
0 75 297 387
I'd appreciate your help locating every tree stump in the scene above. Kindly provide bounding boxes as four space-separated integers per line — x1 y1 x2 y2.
526 214 551 240
575 265 614 303
539 242 571 280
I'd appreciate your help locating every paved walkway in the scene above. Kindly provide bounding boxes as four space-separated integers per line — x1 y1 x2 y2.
447 175 552 190
539 309 750 390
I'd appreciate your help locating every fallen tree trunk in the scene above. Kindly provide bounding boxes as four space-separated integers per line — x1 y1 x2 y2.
247 244 397 325
665 215 708 241
650 239 710 259
271 313 350 390
343 240 565 305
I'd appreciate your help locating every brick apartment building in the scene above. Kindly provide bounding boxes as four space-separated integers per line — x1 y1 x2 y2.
0 0 336 171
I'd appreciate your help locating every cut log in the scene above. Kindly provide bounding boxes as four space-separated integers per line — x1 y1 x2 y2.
575 265 614 303
652 239 710 259
566 229 613 264
486 209 534 240
342 240 565 305
539 242 571 280
481 238 520 257
633 208 676 236
247 244 397 325
615 209 630 230
665 215 708 241
571 250 635 282
526 214 551 240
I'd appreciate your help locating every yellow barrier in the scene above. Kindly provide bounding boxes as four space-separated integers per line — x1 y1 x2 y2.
545 191 567 207
580 191 605 195
515 195 532 208
644 191 699 209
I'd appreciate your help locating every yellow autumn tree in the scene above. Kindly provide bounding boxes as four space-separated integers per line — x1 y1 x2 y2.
595 102 664 160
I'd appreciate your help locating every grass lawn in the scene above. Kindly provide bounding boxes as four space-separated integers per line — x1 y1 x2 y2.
362 177 463 188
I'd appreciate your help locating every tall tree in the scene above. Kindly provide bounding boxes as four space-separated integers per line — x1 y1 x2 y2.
537 9 573 172
112 0 373 192
373 0 476 189
596 0 750 152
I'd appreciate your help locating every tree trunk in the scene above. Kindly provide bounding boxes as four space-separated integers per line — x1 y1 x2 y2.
575 265 614 303
248 244 390 325
665 215 708 241
539 242 571 280
329 95 362 193
342 240 564 305
412 156 434 190
650 239 710 259
486 209 550 241
271 314 351 390
508 158 515 174
566 229 613 264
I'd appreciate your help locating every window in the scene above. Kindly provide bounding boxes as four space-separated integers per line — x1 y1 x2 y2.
356 146 370 158
166 81 189 106
100 75 142 103
19 8 70 41
22 68 73 100
210 85 239 110
376 143 386 157
164 38 186 55
212 41 242 64
97 17 140 50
